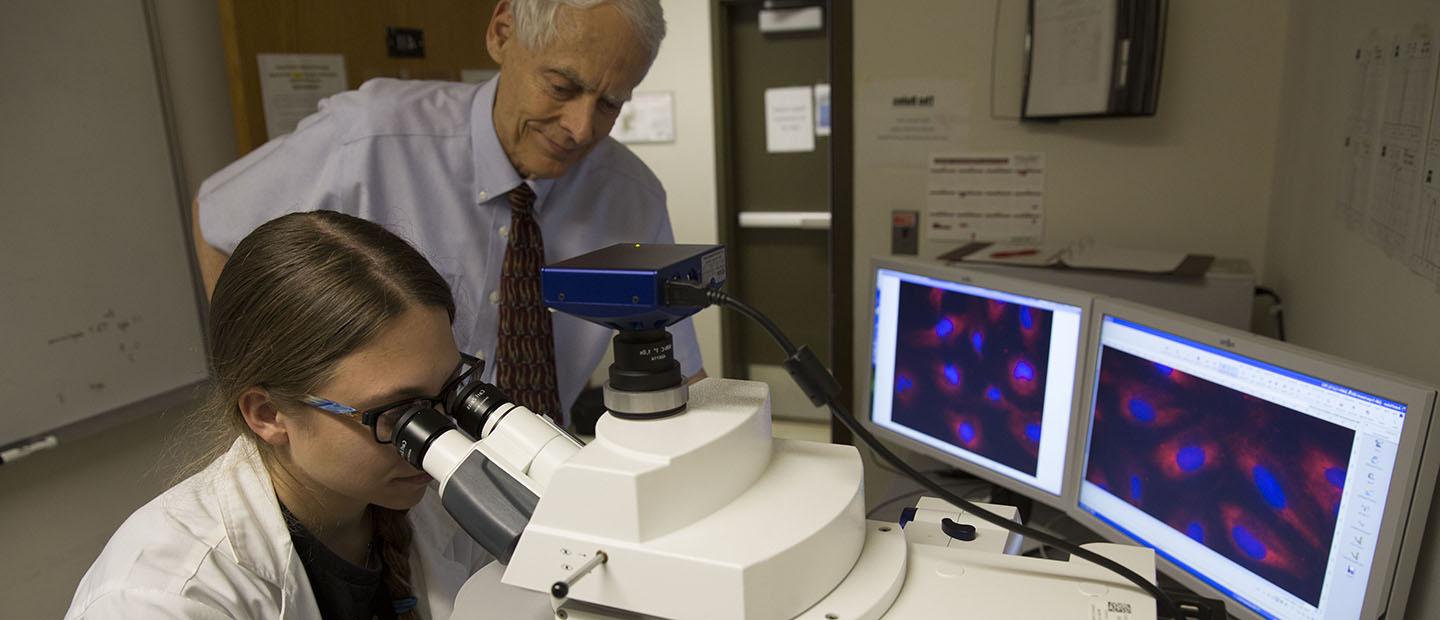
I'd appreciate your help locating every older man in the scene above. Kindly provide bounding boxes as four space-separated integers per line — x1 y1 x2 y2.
193 0 700 423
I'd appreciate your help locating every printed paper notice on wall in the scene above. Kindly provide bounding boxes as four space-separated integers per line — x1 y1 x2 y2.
926 153 1045 243
765 86 815 153
856 78 970 169
257 54 347 139
611 91 675 144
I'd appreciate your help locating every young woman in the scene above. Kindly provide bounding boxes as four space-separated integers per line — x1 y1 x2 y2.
66 211 491 619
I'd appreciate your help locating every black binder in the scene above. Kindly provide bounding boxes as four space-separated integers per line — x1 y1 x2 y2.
1023 0 1168 120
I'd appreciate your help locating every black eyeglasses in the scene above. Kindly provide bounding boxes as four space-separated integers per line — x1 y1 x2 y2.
299 353 484 443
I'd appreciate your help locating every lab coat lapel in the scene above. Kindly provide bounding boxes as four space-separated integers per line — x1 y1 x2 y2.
213 438 321 619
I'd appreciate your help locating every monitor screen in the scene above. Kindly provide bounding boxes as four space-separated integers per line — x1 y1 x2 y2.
1077 312 1432 620
868 263 1088 500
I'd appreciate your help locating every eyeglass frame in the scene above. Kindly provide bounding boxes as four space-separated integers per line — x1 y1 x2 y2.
297 353 484 444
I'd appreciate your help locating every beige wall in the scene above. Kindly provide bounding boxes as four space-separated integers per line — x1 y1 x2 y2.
850 0 1290 413
1265 1 1440 616
1265 1 1440 391
624 0 724 373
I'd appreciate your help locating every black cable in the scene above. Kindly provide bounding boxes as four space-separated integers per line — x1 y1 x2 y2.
669 281 1184 619
825 400 1180 618
1254 286 1286 342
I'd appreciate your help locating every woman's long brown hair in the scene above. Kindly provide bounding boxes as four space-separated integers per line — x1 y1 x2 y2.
178 210 455 619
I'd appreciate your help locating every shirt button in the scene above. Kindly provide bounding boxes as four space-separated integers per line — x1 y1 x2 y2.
479 191 489 200
499 225 509 239
489 290 501 305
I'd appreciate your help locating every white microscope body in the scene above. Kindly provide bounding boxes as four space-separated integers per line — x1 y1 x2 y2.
424 377 1159 620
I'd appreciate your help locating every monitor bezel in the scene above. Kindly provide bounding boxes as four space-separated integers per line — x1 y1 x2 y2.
1065 297 1440 620
862 256 1097 510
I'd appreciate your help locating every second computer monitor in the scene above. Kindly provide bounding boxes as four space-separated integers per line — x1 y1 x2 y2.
866 257 1092 506
1072 299 1439 620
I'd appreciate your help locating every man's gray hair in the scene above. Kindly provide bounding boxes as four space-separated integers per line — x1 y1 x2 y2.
512 0 666 60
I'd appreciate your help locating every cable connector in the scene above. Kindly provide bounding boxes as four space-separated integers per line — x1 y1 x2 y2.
663 279 718 308
783 345 841 407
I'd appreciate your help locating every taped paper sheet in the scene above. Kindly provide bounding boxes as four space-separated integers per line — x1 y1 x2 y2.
257 54 347 139
764 86 815 153
926 153 1045 243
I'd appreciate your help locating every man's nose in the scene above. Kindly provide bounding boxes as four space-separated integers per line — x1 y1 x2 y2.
558 100 596 147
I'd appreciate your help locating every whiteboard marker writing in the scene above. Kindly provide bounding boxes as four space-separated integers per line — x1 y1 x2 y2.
0 435 60 465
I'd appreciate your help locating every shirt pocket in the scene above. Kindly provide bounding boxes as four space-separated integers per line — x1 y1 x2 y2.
434 257 482 353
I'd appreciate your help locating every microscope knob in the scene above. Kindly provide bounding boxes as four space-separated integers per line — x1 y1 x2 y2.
940 517 978 542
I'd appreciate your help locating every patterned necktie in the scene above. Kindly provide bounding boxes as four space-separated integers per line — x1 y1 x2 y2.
494 182 563 424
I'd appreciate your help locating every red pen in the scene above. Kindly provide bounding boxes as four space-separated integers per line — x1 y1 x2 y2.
991 249 1038 258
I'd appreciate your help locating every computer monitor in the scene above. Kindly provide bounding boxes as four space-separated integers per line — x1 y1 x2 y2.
865 257 1093 507
1071 298 1439 620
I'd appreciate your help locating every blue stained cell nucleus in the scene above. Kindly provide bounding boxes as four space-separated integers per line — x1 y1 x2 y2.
1232 525 1269 560
1127 398 1157 423
1025 422 1042 442
943 364 961 385
896 376 913 393
1186 522 1206 543
1019 307 1035 329
1155 363 1174 376
1176 445 1206 472
935 318 955 338
1325 467 1347 489
957 421 977 444
970 330 985 353
1013 360 1036 382
985 386 1003 401
1252 466 1288 509
1129 475 1143 502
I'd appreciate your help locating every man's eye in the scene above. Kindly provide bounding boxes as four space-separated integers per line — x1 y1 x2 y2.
600 100 622 115
549 83 576 98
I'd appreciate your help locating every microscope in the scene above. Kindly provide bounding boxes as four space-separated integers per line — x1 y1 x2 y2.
389 244 1164 619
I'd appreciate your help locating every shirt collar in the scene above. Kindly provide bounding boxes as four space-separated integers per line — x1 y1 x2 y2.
471 74 556 207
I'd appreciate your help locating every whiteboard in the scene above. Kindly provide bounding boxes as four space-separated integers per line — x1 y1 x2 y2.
0 1 208 447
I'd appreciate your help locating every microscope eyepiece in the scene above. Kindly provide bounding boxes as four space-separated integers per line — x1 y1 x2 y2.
392 404 456 469
446 380 513 438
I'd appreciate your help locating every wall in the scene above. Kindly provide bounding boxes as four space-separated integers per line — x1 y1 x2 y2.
623 0 724 373
1264 1 1440 616
0 2 234 617
851 0 1290 412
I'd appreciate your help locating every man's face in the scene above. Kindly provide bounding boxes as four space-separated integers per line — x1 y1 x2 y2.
487 2 653 179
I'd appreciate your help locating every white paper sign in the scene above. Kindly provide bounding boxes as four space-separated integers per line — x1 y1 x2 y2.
765 86 815 153
611 91 675 144
257 54 347 139
857 78 970 168
926 153 1045 243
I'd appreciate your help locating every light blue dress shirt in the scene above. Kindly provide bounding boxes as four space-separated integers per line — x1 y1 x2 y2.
198 77 702 416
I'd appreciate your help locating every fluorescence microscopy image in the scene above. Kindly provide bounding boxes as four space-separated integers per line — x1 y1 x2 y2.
889 280 1055 476
1086 346 1355 606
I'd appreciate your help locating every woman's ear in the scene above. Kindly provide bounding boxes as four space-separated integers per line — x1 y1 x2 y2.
238 387 290 447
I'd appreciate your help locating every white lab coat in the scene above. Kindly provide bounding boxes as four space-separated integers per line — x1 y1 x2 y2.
65 438 492 619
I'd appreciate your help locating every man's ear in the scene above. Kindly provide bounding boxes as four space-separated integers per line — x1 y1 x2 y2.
486 0 516 65
238 387 290 447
